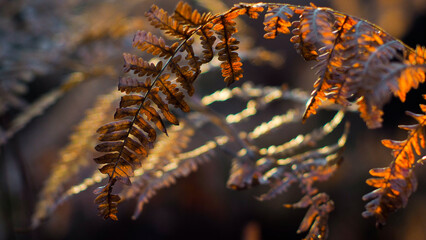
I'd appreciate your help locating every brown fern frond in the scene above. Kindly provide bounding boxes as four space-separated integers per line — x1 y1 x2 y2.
132 30 176 59
212 9 245 85
363 98 426 227
172 1 217 64
291 192 334 240
145 4 194 40
380 46 426 103
122 53 162 77
301 16 356 121
340 21 405 128
173 1 214 27
94 180 120 220
31 89 120 227
263 5 294 39
118 76 152 94
291 6 337 61
256 123 348 239
257 121 347 200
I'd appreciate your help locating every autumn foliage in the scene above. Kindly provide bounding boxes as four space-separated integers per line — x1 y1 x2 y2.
9 1 423 240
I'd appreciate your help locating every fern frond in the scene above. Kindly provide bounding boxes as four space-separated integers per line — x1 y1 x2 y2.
380 46 426 103
291 6 337 61
343 22 405 128
293 192 334 240
363 98 426 227
132 30 176 59
96 4 203 218
145 4 194 40
173 1 214 27
301 15 360 121
212 9 246 85
122 53 162 78
263 5 294 39
258 123 348 239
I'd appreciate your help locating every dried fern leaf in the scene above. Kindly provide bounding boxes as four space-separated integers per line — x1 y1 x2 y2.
145 4 194 40
212 9 246 85
296 193 334 240
302 16 356 121
363 99 426 227
263 5 294 39
291 7 337 61
340 21 405 128
380 46 426 102
122 53 162 77
96 10 202 218
173 1 214 27
132 30 176 59
258 123 347 201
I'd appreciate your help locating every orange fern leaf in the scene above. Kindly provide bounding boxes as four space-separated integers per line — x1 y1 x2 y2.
212 9 246 85
132 30 176 58
173 1 214 26
122 53 162 77
145 4 194 39
301 15 355 121
263 5 294 39
381 45 426 102
291 7 337 61
363 99 426 226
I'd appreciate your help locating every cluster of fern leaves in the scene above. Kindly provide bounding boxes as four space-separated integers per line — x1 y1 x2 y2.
28 1 426 239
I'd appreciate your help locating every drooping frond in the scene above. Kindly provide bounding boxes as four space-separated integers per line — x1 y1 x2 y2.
342 21 406 128
85 3 426 238
32 89 120 227
291 5 337 61
212 9 246 85
95 3 205 219
301 15 357 121
255 122 348 239
363 96 426 227
289 192 335 240
259 122 347 240
380 45 426 102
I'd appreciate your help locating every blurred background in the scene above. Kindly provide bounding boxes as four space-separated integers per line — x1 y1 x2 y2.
1 0 426 239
